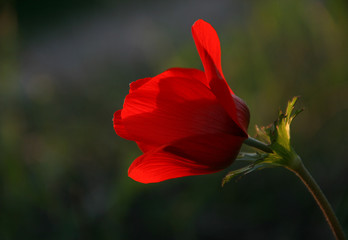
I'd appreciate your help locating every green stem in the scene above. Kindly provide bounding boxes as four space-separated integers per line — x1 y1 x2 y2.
244 137 273 153
244 137 345 239
286 160 346 240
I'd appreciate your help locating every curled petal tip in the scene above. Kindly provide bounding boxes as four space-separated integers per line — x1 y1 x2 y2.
192 19 206 26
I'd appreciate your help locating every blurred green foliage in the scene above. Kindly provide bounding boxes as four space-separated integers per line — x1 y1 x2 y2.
0 0 347 239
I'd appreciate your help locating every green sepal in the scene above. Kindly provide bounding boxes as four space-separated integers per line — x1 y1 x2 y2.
268 97 303 152
222 97 303 186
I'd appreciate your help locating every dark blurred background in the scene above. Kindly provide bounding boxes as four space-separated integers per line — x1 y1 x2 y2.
1 0 347 239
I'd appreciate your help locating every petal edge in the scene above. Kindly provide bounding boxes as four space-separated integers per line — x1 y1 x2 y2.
128 133 246 183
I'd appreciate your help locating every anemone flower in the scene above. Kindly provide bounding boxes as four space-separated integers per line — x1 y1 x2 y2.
113 19 250 183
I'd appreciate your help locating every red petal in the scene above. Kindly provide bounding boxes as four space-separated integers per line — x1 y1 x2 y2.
128 133 245 183
152 67 206 86
120 68 243 150
130 77 152 92
131 69 206 92
191 19 225 87
192 19 249 135
113 110 131 139
114 110 157 152
136 141 156 153
232 94 250 134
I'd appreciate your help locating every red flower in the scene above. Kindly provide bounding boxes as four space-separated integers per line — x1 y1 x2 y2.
113 19 250 183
